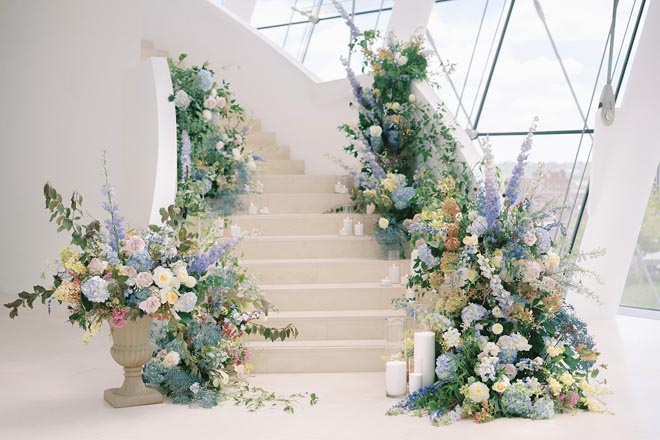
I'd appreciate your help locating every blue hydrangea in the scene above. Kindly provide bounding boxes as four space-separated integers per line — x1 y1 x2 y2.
126 251 153 272
531 397 555 420
81 276 110 303
498 348 518 364
417 244 440 267
461 303 488 326
435 352 458 384
515 358 539 372
197 69 213 91
501 382 533 417
535 227 552 253
392 186 415 210
174 291 198 313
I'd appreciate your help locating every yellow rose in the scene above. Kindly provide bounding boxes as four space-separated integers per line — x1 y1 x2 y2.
463 235 478 246
160 288 179 305
492 380 509 394
559 372 575 386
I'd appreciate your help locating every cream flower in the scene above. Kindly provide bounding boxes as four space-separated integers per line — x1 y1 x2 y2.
467 382 489 403
172 261 188 281
203 96 217 109
153 266 174 288
546 344 564 357
491 323 504 335
397 55 408 66
87 258 108 275
216 96 227 108
160 288 179 305
184 276 197 288
547 377 562 395
544 252 561 273
139 296 160 314
559 372 575 386
161 351 180 368
523 230 537 246
202 109 213 121
390 102 400 111
492 379 509 394
408 93 416 102
378 217 389 229
369 125 383 137
463 235 478 246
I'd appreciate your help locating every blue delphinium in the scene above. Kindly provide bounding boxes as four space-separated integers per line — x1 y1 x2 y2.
501 382 533 417
481 142 501 229
435 352 458 384
505 119 537 206
461 303 488 326
188 238 239 274
333 0 360 39
392 186 415 210
530 397 555 420
197 69 213 91
180 130 193 179
534 227 552 253
387 383 441 414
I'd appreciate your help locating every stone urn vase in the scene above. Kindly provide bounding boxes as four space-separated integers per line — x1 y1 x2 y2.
104 316 163 408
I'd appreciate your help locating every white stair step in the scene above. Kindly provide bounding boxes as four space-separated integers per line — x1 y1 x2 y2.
229 214 377 236
250 309 405 341
246 131 276 147
247 339 387 373
237 194 352 214
237 235 380 259
244 258 409 284
262 282 405 311
256 174 350 194
259 160 305 175
249 145 290 160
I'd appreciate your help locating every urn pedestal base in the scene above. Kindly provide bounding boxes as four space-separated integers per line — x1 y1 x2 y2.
104 385 163 408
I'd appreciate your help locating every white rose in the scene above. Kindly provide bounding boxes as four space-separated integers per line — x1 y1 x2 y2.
347 120 358 130
463 235 478 246
202 109 213 121
492 306 504 318
369 125 383 137
124 234 145 256
408 93 416 103
138 296 160 314
467 382 489 403
378 217 389 229
87 257 108 275
153 266 174 288
216 96 227 108
397 55 408 66
203 97 217 109
232 148 241 159
184 276 197 288
172 262 188 281
161 351 180 368
390 102 400 111
492 379 510 394
491 323 504 335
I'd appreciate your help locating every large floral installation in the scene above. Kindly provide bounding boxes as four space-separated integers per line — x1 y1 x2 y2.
389 122 610 424
4 157 305 409
334 1 468 257
169 54 257 216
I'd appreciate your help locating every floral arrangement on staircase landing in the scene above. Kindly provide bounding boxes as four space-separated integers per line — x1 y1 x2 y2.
169 53 258 217
334 1 469 258
388 122 610 424
4 156 307 410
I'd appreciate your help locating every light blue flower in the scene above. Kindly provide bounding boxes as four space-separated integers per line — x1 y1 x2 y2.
531 397 555 420
535 227 552 253
174 291 198 313
392 186 415 210
81 276 110 303
501 381 533 417
417 244 440 267
461 303 488 326
435 352 458 384
197 69 213 91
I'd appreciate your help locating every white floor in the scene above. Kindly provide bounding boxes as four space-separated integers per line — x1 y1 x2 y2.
1 306 659 440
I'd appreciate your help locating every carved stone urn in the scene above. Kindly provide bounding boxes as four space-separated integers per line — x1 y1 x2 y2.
104 316 163 408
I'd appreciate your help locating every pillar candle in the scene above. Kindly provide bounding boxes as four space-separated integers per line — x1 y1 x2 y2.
385 360 407 397
335 181 342 193
354 222 364 236
230 224 241 238
414 331 436 387
342 217 353 235
389 264 400 285
248 203 258 215
409 372 422 394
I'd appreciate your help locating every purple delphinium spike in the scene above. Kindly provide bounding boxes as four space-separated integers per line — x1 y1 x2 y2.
341 56 376 122
180 130 193 180
505 117 538 206
188 238 240 274
101 153 126 256
333 0 360 40
481 140 500 229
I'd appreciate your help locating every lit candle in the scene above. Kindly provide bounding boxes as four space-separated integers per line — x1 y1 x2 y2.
385 360 407 397
342 217 353 235
339 185 349 194
230 224 242 238
389 264 400 285
335 181 342 193
354 222 364 236
409 372 422 394
248 203 258 215
414 331 436 387
380 278 392 287
259 206 270 215
339 227 349 237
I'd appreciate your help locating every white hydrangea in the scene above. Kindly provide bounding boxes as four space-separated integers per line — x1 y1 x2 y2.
442 328 461 348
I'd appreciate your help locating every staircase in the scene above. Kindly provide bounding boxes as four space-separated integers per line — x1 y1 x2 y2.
232 121 408 373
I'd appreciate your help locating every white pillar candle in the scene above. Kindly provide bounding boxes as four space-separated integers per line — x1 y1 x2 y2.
414 331 436 387
409 372 422 394
385 360 407 397
389 264 400 285
342 217 353 235
339 228 350 237
248 203 258 215
380 278 392 287
259 206 270 215
230 224 242 238
354 222 364 236
335 181 342 193
339 185 349 194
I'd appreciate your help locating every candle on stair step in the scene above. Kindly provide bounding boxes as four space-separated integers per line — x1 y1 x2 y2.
248 203 258 215
354 222 364 236
389 265 400 285
335 181 343 193
259 206 270 215
414 331 436 387
339 227 350 237
230 224 242 238
385 360 407 397
342 217 353 235
339 185 349 194
380 278 392 287
409 372 422 393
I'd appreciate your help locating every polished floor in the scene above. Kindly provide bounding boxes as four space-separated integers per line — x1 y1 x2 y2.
1 305 658 440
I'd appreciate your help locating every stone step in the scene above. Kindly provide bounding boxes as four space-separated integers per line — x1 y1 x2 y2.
236 194 352 214
250 309 406 341
237 235 381 259
254 174 351 194
246 131 276 147
249 145 290 161
261 283 405 311
258 159 305 175
247 339 387 373
229 214 377 236
243 258 408 285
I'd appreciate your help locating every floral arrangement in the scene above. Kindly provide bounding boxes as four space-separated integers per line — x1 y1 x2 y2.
388 122 609 424
169 54 258 216
334 2 468 257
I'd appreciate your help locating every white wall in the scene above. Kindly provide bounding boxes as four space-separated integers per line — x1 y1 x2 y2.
567 0 660 320
0 0 141 297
